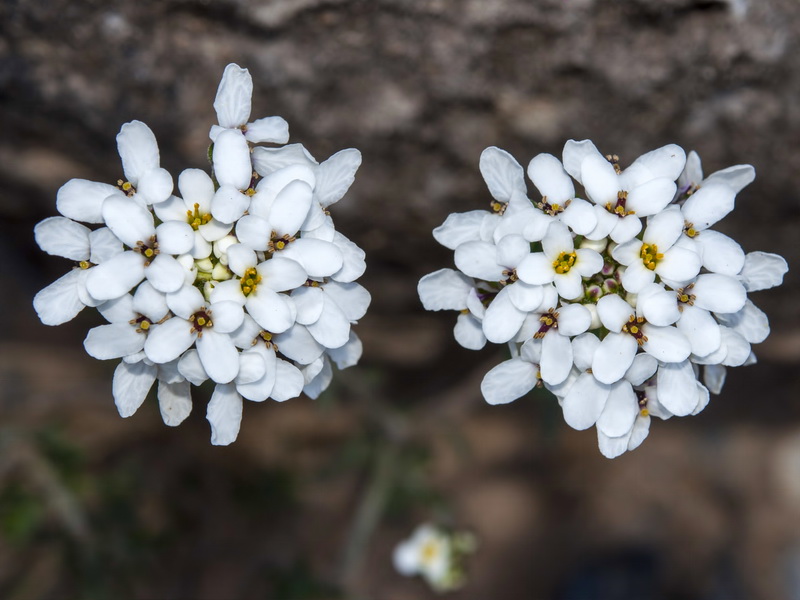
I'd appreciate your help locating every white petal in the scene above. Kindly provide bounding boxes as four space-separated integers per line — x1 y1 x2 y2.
591 332 638 385
432 210 489 250
581 152 620 204
596 294 634 332
206 383 243 446
57 179 121 223
328 332 363 369
214 63 252 128
303 358 333 399
158 380 192 426
178 349 208 386
554 270 582 300
572 332 601 371
597 430 631 459
274 324 325 364
137 168 173 205
625 178 676 217
560 198 598 235
196 330 239 383
542 221 573 258
34 270 85 325
704 164 755 193
714 299 769 344
85 251 145 301
324 281 371 322
637 283 680 326
556 303 592 336
527 153 574 201
738 251 788 292
562 139 600 183
597 381 638 438
506 281 543 312
496 234 530 268
585 206 617 240
246 288 294 333
84 323 144 359
331 232 367 282
692 273 746 314
258 255 309 292
117 120 160 185
681 183 736 230
608 214 642 244
278 239 343 279
574 248 603 278
97 294 136 324
178 168 216 211
454 241 505 281
213 129 252 190
225 244 256 278
167 284 204 318
235 350 266 385
521 210 552 242
625 353 658 386
313 148 362 208
656 360 697 416
418 269 472 311
641 325 691 363
145 254 187 294
482 286 526 344
252 144 318 177
480 359 538 405
516 252 555 285
211 185 250 224
479 146 526 203
291 285 325 325
454 313 486 350
155 221 194 255
643 206 684 250
113 360 157 418
720 327 751 367
237 345 277 401
270 180 313 237
144 317 196 364
209 300 244 333
540 332 573 385
678 305 721 357
626 414 651 451
654 246 701 284
306 295 351 349
270 359 304 402
693 231 745 276
562 372 610 430
245 116 290 144
34 217 91 260
703 364 727 395
626 144 686 183
102 195 155 248
89 227 124 264
236 214 271 251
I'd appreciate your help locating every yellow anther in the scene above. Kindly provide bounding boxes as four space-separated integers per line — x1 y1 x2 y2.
680 294 689 303
552 251 577 274
552 203 560 211
687 228 697 237
491 201 505 213
144 248 154 258
630 325 639 334
242 286 251 294
79 261 91 270
139 320 151 331
262 332 272 341
197 317 206 326
122 182 132 192
640 408 650 417
640 242 661 271
245 188 256 197
275 240 285 250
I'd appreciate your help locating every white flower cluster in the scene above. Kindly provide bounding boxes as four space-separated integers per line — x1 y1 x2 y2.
419 141 788 458
34 64 370 445
393 523 476 593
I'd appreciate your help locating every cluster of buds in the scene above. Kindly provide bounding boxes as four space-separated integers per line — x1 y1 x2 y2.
419 141 787 458
34 64 370 445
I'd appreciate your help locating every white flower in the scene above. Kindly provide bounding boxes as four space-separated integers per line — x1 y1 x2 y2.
117 121 174 205
393 524 475 593
480 338 541 405
209 63 290 144
418 268 487 350
516 221 603 300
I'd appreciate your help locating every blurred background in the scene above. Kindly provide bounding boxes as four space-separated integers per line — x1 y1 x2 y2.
2 0 800 598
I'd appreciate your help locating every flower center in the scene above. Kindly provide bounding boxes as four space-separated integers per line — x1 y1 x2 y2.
605 153 621 175
268 231 296 253
552 252 576 274
636 389 649 417
116 179 136 197
130 315 152 334
604 191 635 218
537 196 570 217
622 315 648 346
683 221 698 238
257 330 278 350
420 540 440 566
189 309 213 335
534 308 558 339
240 267 262 297
134 236 159 265
186 203 213 231
500 268 518 286
639 243 664 271
676 283 696 311
489 200 507 215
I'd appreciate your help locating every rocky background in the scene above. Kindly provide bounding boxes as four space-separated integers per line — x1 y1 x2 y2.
2 0 799 598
